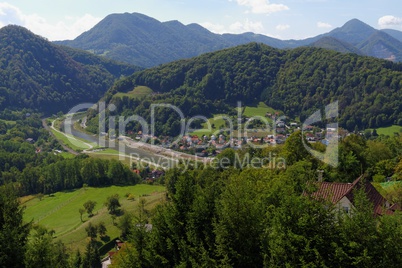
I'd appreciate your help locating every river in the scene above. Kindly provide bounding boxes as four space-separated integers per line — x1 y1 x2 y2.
64 117 179 169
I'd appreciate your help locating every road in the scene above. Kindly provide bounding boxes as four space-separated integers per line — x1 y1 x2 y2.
48 115 212 169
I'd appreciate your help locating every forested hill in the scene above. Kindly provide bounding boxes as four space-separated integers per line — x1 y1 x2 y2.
56 12 232 68
105 43 402 131
0 25 140 114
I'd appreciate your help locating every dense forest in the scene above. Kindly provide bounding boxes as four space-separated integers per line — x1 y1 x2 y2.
0 25 140 114
3 129 402 267
0 110 142 267
107 131 402 267
88 43 402 136
109 163 402 267
0 112 140 197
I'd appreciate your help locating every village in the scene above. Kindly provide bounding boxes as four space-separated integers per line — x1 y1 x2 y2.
122 113 348 159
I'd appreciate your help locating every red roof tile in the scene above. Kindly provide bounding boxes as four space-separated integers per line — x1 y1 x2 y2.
311 182 353 203
310 176 395 216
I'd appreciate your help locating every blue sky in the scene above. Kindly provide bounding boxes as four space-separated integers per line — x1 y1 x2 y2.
0 0 401 41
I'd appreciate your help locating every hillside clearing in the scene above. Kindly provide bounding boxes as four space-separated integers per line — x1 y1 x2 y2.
23 184 165 251
114 86 153 99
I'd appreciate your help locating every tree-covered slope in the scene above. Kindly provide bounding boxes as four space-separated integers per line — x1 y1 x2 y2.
57 13 232 68
311 37 363 55
0 25 140 114
357 31 402 61
382 29 402 42
100 43 402 133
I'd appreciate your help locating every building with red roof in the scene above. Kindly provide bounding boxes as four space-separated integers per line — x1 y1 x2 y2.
308 176 399 216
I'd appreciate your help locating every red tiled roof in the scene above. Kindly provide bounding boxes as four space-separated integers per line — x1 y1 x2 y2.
310 176 394 216
311 181 353 204
351 181 388 216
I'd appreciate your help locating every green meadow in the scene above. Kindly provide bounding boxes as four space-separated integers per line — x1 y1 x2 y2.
243 102 280 118
50 119 97 151
23 184 165 252
114 86 153 99
372 125 402 136
190 103 281 137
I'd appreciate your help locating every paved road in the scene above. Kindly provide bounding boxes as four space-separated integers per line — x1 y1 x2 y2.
45 115 212 169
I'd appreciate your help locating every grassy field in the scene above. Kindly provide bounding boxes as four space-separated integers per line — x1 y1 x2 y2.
59 152 75 159
190 103 281 137
23 184 165 252
50 119 98 151
190 114 234 137
89 148 123 155
114 86 153 100
50 127 93 151
243 102 279 118
371 125 402 136
88 150 133 166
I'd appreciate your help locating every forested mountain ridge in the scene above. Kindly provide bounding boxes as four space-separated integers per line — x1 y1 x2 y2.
56 12 402 67
0 25 141 114
311 37 364 55
97 43 402 134
56 12 232 68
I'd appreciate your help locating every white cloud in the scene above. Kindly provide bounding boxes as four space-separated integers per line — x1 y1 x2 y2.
202 19 265 35
0 2 101 40
317 21 332 28
230 0 289 14
378 15 402 29
229 19 264 33
276 24 290 31
200 22 226 34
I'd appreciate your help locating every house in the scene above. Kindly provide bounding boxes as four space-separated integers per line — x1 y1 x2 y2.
276 121 285 128
101 240 126 268
304 125 314 131
101 253 113 268
276 127 286 134
308 176 398 216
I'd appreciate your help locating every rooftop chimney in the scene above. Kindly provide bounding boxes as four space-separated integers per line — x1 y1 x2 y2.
317 170 324 182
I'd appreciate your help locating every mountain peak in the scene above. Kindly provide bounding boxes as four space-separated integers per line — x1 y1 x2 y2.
341 18 375 32
55 12 402 66
328 18 376 45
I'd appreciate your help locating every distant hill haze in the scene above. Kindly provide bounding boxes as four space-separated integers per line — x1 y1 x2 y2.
56 13 402 67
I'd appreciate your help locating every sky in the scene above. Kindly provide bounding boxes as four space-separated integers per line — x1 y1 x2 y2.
0 0 401 41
